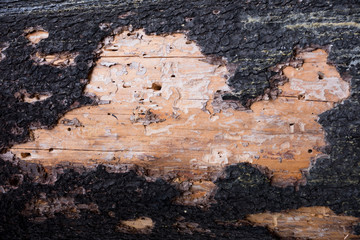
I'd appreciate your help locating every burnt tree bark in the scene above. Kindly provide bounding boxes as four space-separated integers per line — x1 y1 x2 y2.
0 1 360 239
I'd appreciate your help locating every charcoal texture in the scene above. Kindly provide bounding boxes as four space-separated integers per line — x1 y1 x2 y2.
0 0 359 239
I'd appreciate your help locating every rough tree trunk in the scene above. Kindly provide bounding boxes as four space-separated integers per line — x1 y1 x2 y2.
0 1 359 239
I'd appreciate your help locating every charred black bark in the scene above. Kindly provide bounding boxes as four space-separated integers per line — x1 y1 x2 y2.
0 158 276 239
0 0 359 239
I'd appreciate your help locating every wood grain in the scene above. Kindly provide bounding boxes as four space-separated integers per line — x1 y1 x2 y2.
247 206 359 239
11 30 350 200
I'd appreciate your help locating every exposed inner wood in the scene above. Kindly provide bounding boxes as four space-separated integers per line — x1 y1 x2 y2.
247 206 359 239
13 90 52 103
24 28 77 66
23 93 52 103
10 30 350 201
25 29 49 44
31 52 78 67
22 195 99 223
117 217 154 234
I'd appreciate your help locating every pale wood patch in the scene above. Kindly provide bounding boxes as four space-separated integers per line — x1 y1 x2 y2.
117 217 154 234
247 206 359 239
11 30 350 200
31 52 78 67
25 29 49 44
120 217 154 230
23 93 52 103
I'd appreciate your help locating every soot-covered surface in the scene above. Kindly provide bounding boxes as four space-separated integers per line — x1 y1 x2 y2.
0 158 276 239
0 0 360 239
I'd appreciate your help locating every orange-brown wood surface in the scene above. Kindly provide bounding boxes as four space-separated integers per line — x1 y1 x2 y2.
11 30 350 199
247 206 359 239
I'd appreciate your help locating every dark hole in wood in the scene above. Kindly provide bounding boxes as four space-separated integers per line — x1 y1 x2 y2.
318 71 325 79
298 94 305 100
21 152 31 158
151 83 162 91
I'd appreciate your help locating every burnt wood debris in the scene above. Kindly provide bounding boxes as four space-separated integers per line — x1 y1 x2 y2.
0 0 360 239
